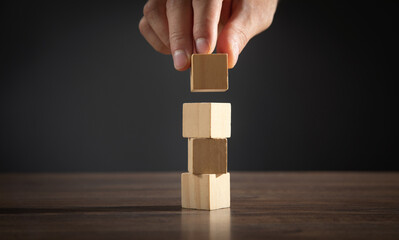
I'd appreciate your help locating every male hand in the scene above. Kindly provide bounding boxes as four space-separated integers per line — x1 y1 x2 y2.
139 0 278 71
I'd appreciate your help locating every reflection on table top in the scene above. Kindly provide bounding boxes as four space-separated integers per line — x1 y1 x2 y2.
0 172 398 239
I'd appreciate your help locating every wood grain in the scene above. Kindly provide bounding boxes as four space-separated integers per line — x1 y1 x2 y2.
181 172 230 210
190 54 228 92
188 138 227 174
182 103 231 138
1 172 398 240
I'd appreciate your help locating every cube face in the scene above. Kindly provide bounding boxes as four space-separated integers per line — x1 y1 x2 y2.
191 54 228 92
182 103 231 138
210 103 231 138
188 138 227 174
181 173 230 210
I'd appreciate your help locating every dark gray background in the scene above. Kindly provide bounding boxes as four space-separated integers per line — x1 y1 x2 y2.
0 1 397 172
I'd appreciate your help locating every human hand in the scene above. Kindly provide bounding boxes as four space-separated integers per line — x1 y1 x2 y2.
139 0 278 71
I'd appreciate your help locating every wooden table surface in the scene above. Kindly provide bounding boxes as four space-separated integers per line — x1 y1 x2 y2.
0 172 398 240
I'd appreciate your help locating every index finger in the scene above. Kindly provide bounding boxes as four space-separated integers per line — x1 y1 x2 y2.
192 0 223 54
166 0 193 71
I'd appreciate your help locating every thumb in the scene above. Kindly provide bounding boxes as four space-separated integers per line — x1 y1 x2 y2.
216 0 276 68
216 20 249 69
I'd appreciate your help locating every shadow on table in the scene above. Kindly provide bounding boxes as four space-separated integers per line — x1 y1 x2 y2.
0 205 182 214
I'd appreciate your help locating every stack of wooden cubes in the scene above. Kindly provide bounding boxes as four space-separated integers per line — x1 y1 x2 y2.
181 54 231 210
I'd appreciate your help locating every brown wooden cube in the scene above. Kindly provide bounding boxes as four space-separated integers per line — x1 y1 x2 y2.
190 54 228 92
188 138 227 174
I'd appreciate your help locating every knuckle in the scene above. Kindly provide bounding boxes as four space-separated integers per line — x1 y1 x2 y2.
166 0 179 10
191 0 203 6
193 17 213 38
143 0 160 17
231 25 249 48
166 0 189 12
138 18 148 34
158 46 171 55
154 44 168 54
257 11 274 32
169 31 186 44
263 16 274 30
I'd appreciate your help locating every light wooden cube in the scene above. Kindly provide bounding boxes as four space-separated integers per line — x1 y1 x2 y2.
190 54 228 92
188 138 227 174
181 173 230 210
182 103 231 138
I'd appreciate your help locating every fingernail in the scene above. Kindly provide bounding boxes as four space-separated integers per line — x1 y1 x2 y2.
173 50 188 70
195 38 209 53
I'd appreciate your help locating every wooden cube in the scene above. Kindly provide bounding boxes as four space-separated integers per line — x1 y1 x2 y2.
181 173 230 210
190 54 228 92
182 103 231 138
188 138 227 174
